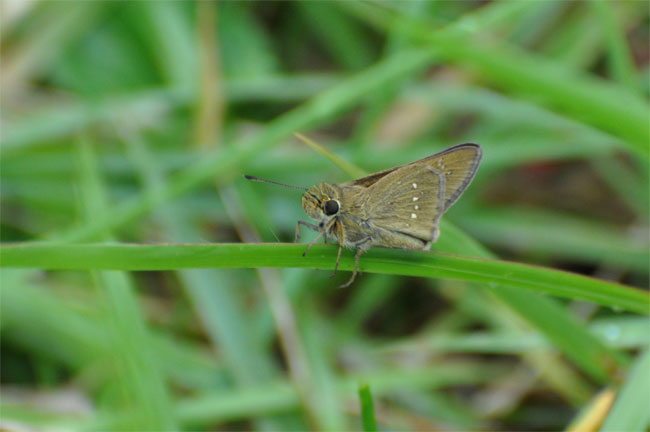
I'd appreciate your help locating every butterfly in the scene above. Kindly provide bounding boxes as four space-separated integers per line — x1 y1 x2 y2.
246 142 482 287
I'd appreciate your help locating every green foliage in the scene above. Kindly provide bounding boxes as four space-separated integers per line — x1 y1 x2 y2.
1 1 648 431
358 383 378 432
2 243 647 315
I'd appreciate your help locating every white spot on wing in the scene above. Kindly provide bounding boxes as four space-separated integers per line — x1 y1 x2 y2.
411 213 417 219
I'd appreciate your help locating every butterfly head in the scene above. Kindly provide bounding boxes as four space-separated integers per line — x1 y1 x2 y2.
302 183 341 227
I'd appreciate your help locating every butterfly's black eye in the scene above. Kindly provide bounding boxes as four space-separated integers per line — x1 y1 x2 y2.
324 200 339 216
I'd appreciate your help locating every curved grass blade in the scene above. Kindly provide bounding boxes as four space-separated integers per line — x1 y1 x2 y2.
2 243 647 315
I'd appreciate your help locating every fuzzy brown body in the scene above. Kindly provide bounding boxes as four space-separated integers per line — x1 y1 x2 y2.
302 182 427 251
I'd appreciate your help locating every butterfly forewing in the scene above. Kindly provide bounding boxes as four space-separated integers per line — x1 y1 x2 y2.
349 143 481 207
364 163 445 243
426 144 482 211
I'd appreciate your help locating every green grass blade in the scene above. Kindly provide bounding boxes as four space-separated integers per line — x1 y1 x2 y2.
358 383 378 432
2 243 647 315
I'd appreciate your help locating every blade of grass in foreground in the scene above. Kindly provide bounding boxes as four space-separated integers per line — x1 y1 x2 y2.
1 243 647 315
358 383 378 432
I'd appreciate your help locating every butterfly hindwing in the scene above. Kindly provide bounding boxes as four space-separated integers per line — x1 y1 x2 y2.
364 163 445 243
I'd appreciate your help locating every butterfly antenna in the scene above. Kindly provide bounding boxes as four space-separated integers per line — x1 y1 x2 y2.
243 175 308 191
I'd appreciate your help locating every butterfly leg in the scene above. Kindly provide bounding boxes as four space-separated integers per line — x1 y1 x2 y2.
328 244 343 278
295 220 319 243
338 238 371 288
328 222 346 278
302 231 324 256
338 248 363 289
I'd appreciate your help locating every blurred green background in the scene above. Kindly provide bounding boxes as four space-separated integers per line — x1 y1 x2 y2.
1 1 649 431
